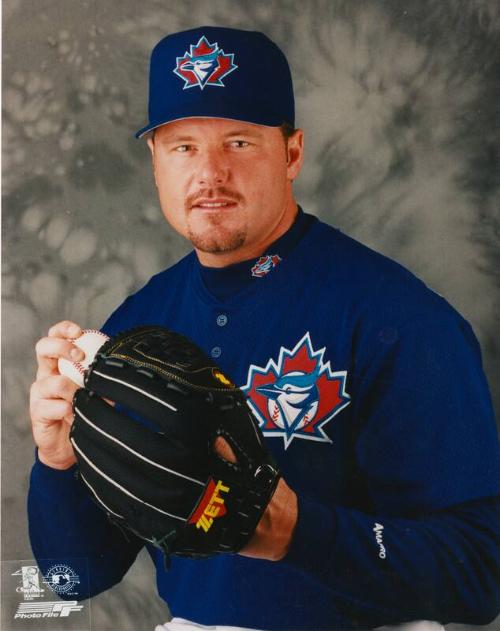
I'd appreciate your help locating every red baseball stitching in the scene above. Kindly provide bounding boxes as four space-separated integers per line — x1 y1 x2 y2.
69 330 109 376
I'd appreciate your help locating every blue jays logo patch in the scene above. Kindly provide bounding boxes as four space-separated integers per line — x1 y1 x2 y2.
173 36 238 90
251 254 282 278
242 333 351 449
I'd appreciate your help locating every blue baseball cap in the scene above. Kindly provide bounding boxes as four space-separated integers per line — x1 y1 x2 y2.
135 26 295 138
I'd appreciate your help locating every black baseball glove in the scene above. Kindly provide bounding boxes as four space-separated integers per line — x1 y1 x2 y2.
70 326 280 565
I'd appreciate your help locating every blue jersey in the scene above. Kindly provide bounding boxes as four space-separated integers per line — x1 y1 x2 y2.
29 210 500 629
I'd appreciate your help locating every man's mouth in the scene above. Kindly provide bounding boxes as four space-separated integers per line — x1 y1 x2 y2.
191 198 238 210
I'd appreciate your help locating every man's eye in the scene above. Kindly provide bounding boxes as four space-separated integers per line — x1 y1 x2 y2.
231 140 249 148
175 145 191 153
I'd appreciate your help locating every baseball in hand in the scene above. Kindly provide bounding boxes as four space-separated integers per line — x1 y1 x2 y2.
58 329 110 387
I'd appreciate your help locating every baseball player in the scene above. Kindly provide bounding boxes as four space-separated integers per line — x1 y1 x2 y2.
28 26 500 630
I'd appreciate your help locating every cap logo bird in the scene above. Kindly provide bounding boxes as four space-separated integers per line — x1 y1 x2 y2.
173 36 238 90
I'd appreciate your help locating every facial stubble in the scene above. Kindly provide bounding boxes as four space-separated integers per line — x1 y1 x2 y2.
187 211 247 254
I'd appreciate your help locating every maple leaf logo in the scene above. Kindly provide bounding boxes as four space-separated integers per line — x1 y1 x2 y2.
173 36 238 90
242 333 351 449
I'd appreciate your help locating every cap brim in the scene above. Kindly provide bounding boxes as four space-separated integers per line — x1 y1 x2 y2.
134 100 286 138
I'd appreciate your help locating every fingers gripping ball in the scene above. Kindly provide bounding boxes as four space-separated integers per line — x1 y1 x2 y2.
58 329 110 387
70 326 280 564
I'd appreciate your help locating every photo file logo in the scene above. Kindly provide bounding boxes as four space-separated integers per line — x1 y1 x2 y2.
14 600 83 619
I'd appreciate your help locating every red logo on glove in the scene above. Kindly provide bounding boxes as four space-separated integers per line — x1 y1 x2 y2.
189 479 230 532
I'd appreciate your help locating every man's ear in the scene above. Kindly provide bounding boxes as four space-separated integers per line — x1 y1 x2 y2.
147 136 157 186
286 129 304 181
146 136 154 154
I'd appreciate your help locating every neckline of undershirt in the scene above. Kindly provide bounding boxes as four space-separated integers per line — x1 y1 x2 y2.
194 207 316 302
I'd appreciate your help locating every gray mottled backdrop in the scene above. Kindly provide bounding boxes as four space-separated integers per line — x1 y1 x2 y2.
2 1 499 630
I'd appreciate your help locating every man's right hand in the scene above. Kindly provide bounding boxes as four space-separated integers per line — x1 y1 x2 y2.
30 320 85 470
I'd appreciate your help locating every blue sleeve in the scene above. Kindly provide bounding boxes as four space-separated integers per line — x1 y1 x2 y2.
285 309 500 627
28 457 143 598
27 267 184 599
286 495 499 627
27 287 151 599
101 295 138 337
100 258 192 338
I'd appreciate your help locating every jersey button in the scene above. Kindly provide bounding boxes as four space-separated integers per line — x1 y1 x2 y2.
211 346 222 358
216 314 228 327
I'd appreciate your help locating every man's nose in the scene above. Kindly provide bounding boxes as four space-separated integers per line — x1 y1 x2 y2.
197 149 230 187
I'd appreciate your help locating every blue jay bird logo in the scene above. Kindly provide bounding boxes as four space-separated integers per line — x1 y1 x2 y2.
174 36 238 90
251 254 282 278
242 333 351 449
256 366 321 435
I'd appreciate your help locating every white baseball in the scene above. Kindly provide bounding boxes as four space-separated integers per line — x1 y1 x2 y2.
58 329 110 387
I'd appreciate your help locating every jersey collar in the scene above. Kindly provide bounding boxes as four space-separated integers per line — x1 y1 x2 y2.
195 207 315 301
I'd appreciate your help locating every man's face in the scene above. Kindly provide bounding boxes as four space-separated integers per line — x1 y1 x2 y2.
147 118 303 266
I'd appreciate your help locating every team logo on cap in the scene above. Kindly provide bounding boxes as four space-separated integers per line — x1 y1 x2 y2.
242 333 351 449
174 36 238 90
